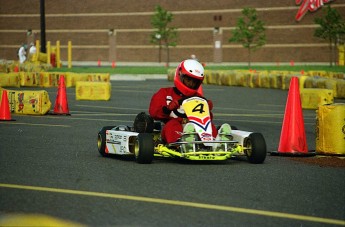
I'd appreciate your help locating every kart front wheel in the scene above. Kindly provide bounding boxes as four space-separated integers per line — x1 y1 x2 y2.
245 133 267 164
134 133 154 164
97 126 115 157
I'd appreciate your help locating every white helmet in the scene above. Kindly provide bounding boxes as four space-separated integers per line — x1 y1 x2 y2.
174 59 204 96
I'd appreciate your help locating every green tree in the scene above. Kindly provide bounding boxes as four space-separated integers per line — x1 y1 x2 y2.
150 5 178 67
229 8 266 67
314 5 345 67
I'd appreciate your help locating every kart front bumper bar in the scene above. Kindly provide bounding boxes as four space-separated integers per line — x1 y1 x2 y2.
168 140 238 146
155 144 244 161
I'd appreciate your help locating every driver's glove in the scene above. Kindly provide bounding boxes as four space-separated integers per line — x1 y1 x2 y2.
162 99 180 114
167 99 180 111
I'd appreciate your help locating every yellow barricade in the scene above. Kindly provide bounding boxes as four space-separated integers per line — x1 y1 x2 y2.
219 70 235 86
308 71 327 77
19 72 40 87
325 79 338 97
303 76 315 88
86 73 110 82
282 74 295 90
39 72 63 87
316 103 345 155
259 72 271 88
269 73 282 89
76 81 111 101
66 72 110 87
167 69 174 81
37 52 48 63
215 71 222 85
303 77 343 98
300 89 334 109
65 72 86 87
165 70 345 96
234 71 247 87
336 79 345 98
242 71 250 85
299 75 308 90
0 61 8 73
0 73 20 87
205 70 219 85
0 88 51 115
249 72 258 88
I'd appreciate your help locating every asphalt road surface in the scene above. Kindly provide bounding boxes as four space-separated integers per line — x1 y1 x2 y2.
0 79 344 227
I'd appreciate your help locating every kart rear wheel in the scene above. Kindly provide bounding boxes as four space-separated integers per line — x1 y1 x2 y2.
245 133 267 164
97 126 115 157
134 133 154 164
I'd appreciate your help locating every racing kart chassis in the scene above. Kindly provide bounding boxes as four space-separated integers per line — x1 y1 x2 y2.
97 126 267 164
98 96 266 164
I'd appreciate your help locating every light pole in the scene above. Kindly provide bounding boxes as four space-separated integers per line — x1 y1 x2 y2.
40 0 46 53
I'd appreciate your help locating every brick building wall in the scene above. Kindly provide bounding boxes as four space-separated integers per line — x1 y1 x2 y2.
0 0 344 64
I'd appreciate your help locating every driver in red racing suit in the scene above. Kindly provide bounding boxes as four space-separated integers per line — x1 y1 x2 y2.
149 59 217 143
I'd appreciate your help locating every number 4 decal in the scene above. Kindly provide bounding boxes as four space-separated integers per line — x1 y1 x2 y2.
192 103 205 114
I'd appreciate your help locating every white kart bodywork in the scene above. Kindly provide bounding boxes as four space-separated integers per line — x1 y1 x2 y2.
105 129 138 155
231 130 252 146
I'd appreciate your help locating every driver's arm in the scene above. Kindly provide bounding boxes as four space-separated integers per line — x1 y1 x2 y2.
162 99 180 115
149 88 176 120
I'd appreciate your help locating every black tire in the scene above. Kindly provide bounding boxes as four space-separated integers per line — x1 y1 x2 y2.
135 133 154 164
97 126 115 157
245 133 267 164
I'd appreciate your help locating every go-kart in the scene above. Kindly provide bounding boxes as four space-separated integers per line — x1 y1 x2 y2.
97 96 267 164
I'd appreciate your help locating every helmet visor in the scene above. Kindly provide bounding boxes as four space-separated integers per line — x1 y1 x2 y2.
180 74 202 90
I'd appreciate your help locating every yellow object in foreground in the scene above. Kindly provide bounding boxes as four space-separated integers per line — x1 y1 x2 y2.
0 213 84 227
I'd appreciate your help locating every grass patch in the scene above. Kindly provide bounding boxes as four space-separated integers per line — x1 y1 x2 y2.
49 66 169 74
49 65 345 74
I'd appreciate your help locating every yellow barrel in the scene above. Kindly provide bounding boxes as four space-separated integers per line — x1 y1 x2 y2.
316 103 345 155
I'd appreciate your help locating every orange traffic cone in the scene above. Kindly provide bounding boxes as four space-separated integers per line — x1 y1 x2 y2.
271 77 315 156
0 90 15 121
51 75 70 115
